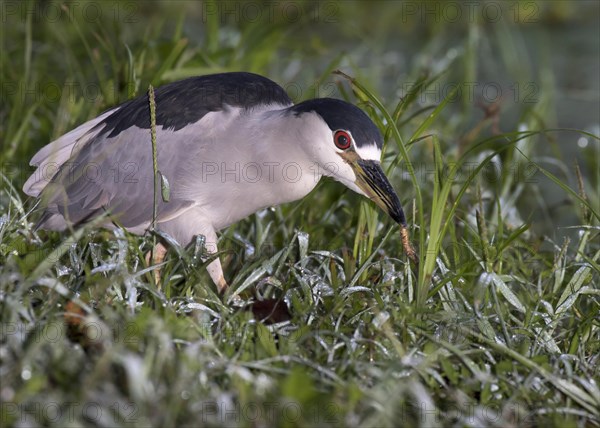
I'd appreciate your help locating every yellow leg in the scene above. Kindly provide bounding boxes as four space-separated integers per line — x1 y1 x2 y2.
206 257 228 294
145 240 228 294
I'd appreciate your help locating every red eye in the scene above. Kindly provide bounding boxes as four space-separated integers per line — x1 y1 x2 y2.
334 130 352 150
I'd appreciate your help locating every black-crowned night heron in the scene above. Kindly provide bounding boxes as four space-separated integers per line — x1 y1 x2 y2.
23 72 413 292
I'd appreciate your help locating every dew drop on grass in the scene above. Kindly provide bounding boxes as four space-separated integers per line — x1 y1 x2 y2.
56 265 71 277
114 229 128 264
69 243 81 272
314 281 333 297
89 243 102 267
233 232 255 258
297 231 309 259
255 373 272 395
199 371 207 387
91 263 119 274
372 311 390 329
21 367 32 380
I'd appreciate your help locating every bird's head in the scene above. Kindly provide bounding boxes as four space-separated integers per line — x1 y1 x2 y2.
290 98 407 226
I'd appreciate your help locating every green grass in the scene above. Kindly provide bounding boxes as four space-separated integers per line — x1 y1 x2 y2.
1 1 599 427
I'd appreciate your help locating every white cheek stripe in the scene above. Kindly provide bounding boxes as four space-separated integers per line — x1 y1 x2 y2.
355 143 382 161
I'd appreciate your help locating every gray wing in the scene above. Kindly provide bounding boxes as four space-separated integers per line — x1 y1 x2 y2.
25 72 293 231
36 125 196 231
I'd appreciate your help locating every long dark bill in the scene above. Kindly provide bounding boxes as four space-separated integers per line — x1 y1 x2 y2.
351 158 417 263
353 159 407 226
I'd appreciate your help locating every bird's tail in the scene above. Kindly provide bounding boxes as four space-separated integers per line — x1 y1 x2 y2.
22 108 117 197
